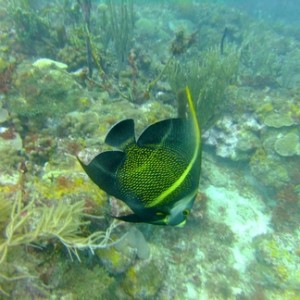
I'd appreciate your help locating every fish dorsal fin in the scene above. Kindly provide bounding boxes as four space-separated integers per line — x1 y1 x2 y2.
105 119 135 149
78 151 125 198
137 118 191 149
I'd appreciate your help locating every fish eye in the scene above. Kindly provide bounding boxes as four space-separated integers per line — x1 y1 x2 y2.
183 209 190 216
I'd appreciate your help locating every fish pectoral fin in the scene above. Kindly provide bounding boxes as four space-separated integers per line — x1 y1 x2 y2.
78 150 125 197
105 119 135 149
113 211 168 225
113 213 145 223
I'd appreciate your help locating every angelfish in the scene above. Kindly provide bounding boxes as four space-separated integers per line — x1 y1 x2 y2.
79 87 202 226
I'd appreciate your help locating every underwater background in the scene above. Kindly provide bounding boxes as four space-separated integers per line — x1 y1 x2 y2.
0 0 300 299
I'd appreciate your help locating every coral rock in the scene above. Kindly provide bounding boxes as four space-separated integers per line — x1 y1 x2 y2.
264 112 294 128
274 132 300 157
32 58 68 70
121 246 165 299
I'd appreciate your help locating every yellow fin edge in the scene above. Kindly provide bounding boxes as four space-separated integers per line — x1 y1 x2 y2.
148 86 201 207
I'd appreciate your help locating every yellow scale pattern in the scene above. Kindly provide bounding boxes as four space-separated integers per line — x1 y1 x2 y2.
118 145 192 208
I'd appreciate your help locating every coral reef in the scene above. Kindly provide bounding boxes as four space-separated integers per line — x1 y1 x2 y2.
7 4 54 56
274 131 300 157
105 0 135 70
251 232 300 294
0 108 9 123
203 114 261 161
7 59 84 128
167 46 239 130
250 148 289 189
54 262 115 299
240 23 286 88
0 60 14 93
271 184 300 232
0 1 299 299
97 227 150 275
121 245 166 299
263 112 295 128
0 165 122 296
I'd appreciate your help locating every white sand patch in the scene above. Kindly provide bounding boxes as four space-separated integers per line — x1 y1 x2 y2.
205 185 272 272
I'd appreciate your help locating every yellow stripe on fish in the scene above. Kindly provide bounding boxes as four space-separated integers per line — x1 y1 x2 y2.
148 86 201 207
78 86 202 226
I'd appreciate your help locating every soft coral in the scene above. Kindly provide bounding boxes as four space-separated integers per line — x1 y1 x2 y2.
0 64 14 93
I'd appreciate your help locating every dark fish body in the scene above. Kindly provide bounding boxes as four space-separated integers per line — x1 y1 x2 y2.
79 87 202 226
